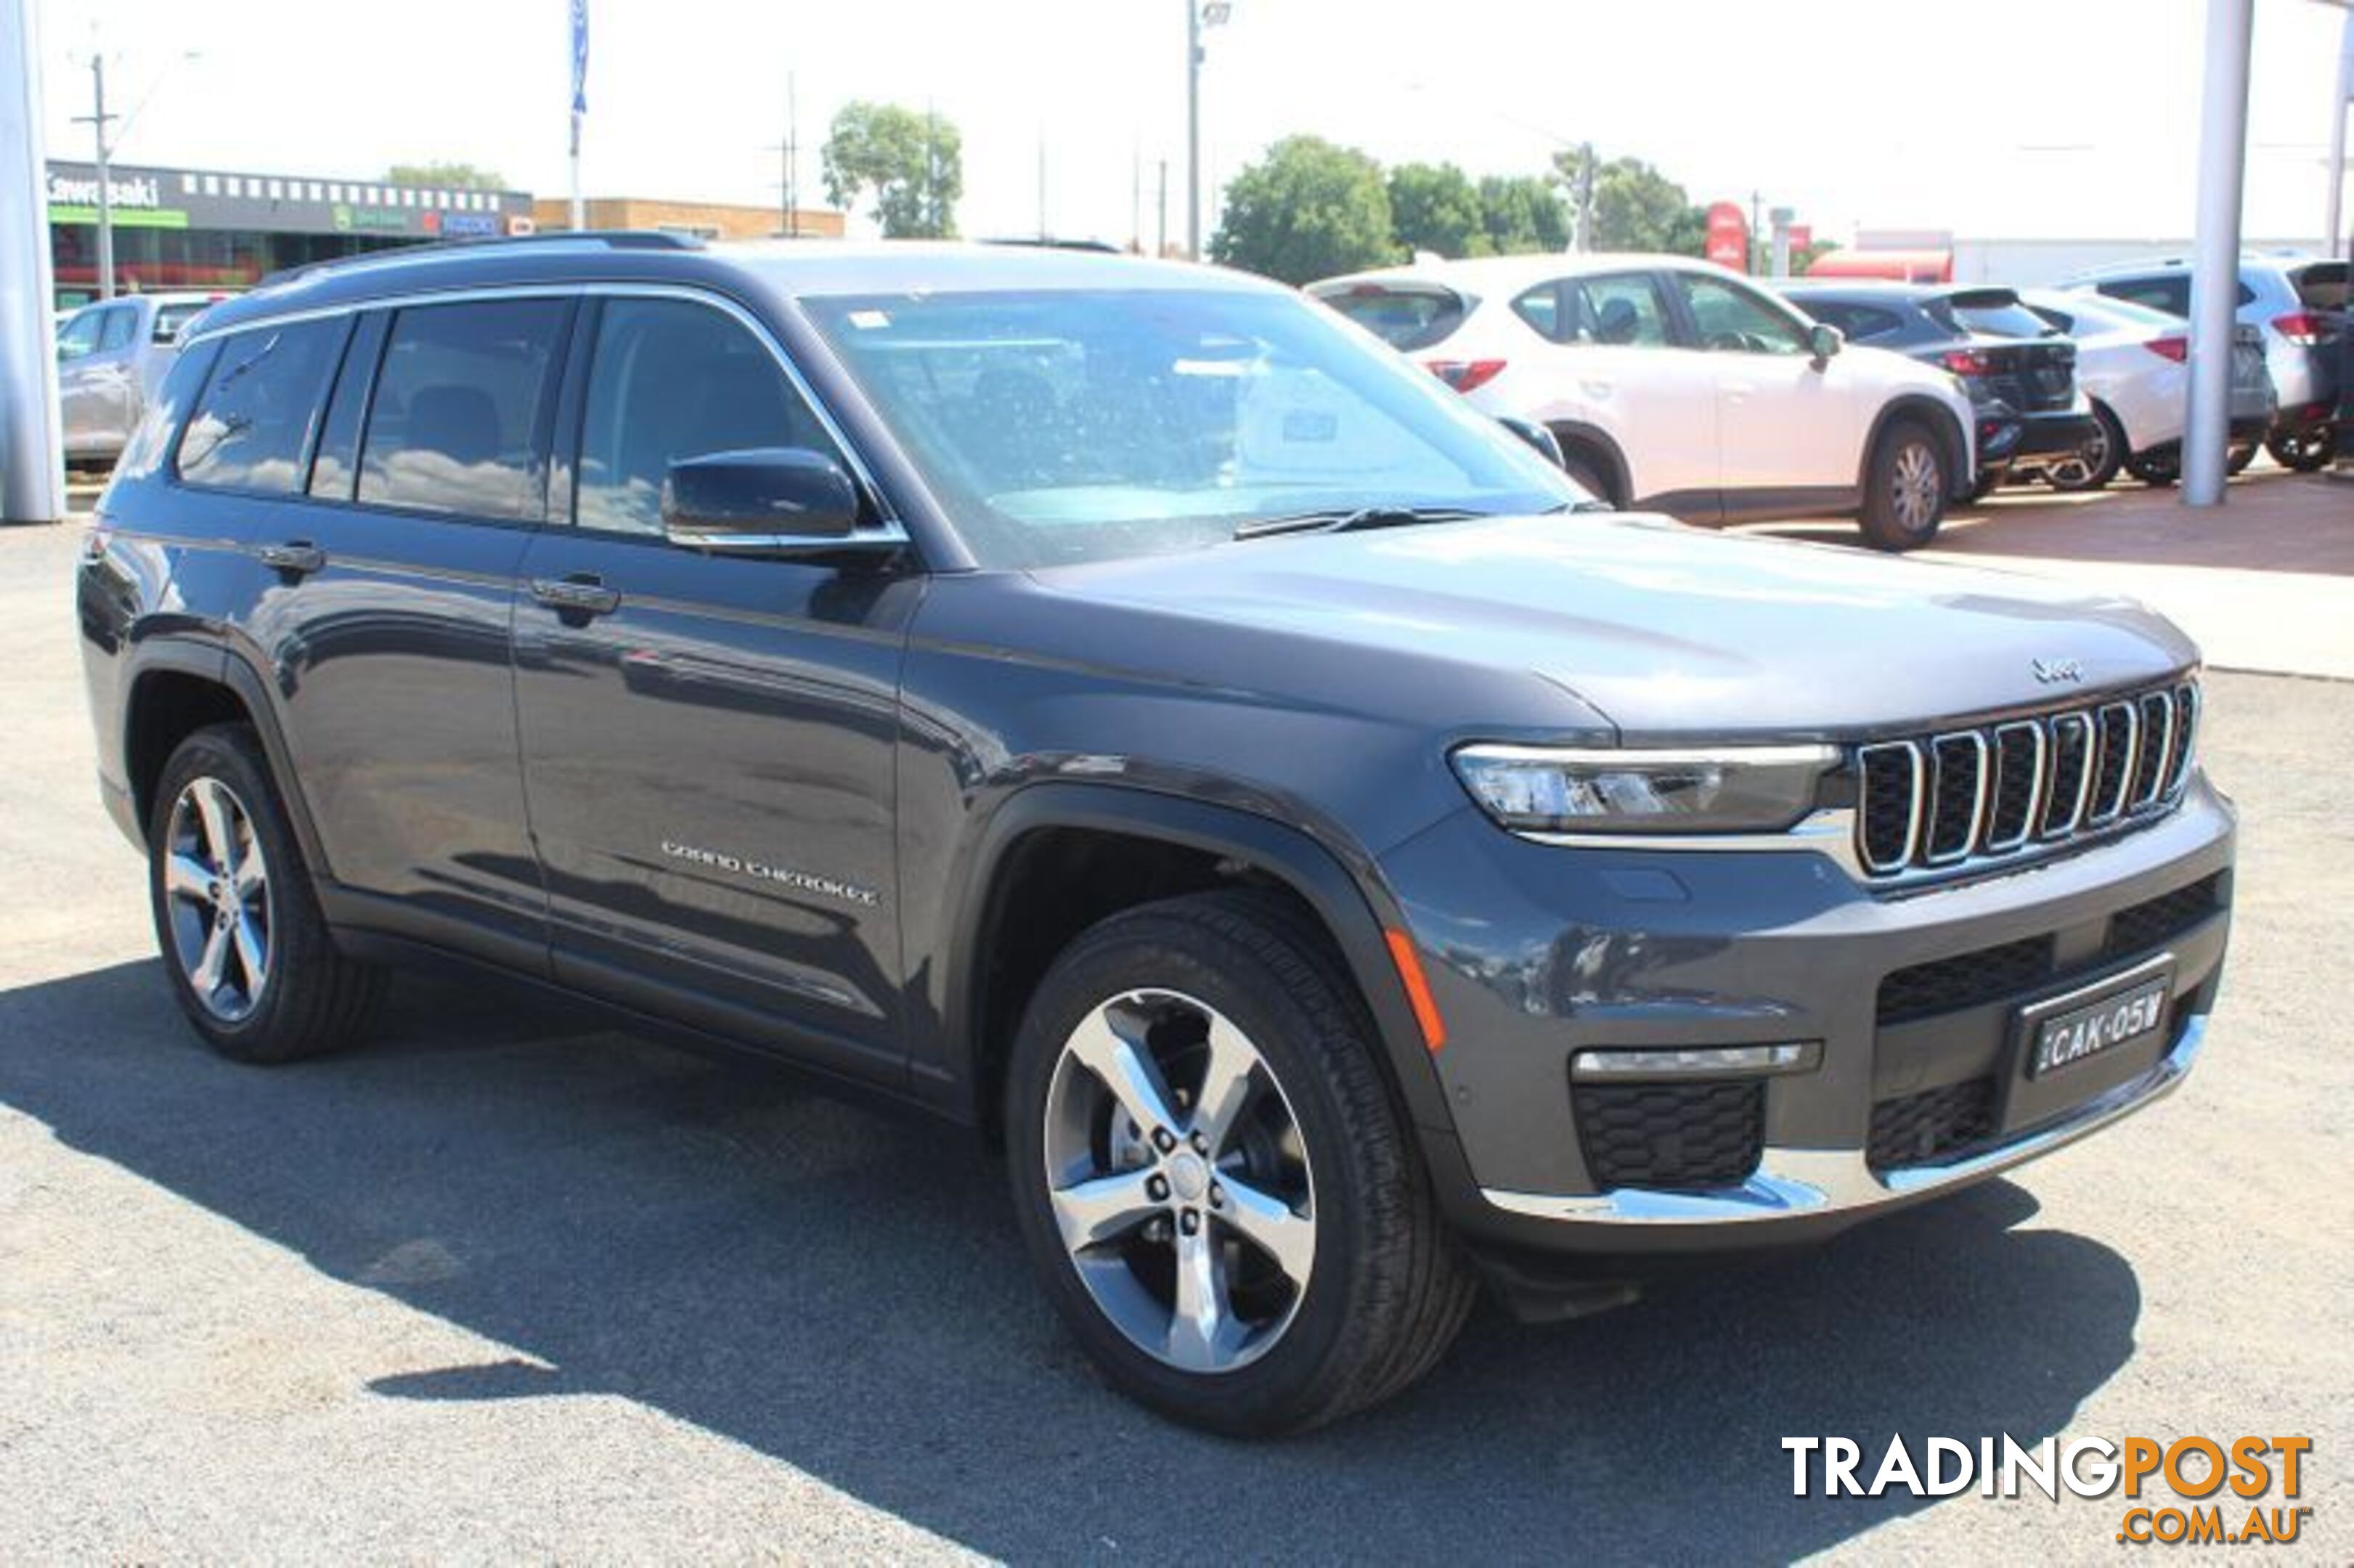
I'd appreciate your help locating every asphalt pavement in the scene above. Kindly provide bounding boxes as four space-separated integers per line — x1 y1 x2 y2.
1 514 2347 1563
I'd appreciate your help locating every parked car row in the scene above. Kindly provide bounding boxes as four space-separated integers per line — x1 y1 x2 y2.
1310 250 2342 540
53 291 230 466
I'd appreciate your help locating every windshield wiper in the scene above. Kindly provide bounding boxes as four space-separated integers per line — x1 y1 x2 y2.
1231 505 1486 541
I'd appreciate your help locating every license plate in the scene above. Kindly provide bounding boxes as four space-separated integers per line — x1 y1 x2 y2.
2026 975 2170 1079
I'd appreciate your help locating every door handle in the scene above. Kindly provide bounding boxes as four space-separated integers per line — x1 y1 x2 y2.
529 574 622 616
258 540 327 576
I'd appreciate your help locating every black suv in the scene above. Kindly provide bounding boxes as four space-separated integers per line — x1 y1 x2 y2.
80 236 2236 1434
1779 282 2100 496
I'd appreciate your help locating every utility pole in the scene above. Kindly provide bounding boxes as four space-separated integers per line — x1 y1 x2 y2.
72 53 115 299
1157 158 1169 258
1037 128 1048 240
783 70 799 237
1131 137 1141 253
2183 0 2254 507
1185 0 1201 258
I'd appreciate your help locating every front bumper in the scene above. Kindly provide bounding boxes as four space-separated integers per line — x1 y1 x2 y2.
1382 773 2235 1259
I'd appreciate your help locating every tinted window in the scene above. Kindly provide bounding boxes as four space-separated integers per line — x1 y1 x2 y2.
56 308 102 361
1676 274 1809 354
1510 285 1562 340
2096 275 2254 317
1312 285 1469 352
307 314 390 500
153 301 213 343
358 299 567 519
98 307 138 351
575 298 836 536
1563 272 1670 346
1930 293 2058 340
176 319 348 494
1793 299 1903 342
2289 261 2347 313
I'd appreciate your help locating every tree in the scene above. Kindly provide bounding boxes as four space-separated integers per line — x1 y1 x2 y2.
1476 174 1568 256
1211 136 1393 285
822 102 962 239
1387 162 1488 260
386 162 506 191
1551 149 1706 256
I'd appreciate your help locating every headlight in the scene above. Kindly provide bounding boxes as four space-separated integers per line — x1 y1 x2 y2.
1451 743 1838 835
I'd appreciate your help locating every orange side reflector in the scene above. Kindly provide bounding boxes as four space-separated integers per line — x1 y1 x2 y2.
1384 928 1447 1054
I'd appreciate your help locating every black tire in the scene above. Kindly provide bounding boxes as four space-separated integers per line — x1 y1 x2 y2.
2048 403 2125 492
2124 446 2180 486
1857 420 1947 551
1966 473 2002 503
2265 425 2336 472
147 724 384 1063
1003 890 1476 1436
1559 445 1618 508
2226 441 2260 475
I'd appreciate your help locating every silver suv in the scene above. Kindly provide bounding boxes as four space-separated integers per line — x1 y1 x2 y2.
54 292 224 465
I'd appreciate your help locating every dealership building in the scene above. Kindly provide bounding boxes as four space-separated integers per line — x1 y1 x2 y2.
46 159 537 306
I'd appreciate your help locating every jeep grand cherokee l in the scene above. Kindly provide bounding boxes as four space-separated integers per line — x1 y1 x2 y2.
80 235 2236 1435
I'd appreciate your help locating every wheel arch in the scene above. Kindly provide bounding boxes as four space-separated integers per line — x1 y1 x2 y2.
1541 419 1632 507
940 783 1455 1149
122 640 330 876
1860 395 1971 503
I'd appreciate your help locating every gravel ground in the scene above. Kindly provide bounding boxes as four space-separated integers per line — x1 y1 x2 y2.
1 519 2346 1563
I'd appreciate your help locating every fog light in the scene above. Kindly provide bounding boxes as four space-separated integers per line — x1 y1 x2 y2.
1571 1042 1821 1081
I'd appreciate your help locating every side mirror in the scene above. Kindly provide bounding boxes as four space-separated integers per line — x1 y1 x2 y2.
1807 322 1844 364
1497 415 1565 469
661 447 863 551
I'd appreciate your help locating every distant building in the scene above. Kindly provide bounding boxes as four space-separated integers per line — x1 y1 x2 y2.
46 159 535 306
1812 229 2331 287
532 195 845 242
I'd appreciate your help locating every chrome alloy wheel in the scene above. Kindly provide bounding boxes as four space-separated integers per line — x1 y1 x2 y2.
163 777 273 1022
2048 422 2108 489
1042 989 1316 1373
1891 441 1942 532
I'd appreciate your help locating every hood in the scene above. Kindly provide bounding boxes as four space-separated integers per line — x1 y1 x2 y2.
1038 514 2196 743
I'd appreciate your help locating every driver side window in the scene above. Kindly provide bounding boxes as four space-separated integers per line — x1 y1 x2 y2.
57 308 102 362
1675 275 1809 355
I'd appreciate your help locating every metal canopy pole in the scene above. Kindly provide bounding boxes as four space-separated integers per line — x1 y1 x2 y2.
2184 0 2255 507
1 0 65 525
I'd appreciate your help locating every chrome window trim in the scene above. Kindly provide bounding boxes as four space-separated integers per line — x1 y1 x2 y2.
179 280 903 535
1983 719 2045 854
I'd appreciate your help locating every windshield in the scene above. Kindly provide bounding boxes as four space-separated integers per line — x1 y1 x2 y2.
802 286 1576 568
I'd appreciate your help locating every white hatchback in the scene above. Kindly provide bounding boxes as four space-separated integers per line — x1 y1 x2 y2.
1311 254 1977 550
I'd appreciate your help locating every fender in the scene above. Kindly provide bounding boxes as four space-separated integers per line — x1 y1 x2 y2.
934 781 1459 1140
1861 395 1972 502
1541 418 1633 507
121 636 336 881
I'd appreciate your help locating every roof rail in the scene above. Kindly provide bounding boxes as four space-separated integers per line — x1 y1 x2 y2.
255 229 705 290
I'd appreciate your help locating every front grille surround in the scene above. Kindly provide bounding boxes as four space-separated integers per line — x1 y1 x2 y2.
1854 679 2197 883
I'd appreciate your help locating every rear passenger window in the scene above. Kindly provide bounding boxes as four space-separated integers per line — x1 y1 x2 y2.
1510 285 1562 341
176 319 348 494
574 298 838 537
359 299 568 520
1561 273 1671 347
99 307 138 351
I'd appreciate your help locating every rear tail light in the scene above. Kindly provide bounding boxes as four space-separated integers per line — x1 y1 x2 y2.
2142 336 2188 362
1939 349 1994 377
1425 359 1507 394
2271 311 2328 346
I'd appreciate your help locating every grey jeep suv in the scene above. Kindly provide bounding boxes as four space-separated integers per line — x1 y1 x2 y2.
79 234 2235 1434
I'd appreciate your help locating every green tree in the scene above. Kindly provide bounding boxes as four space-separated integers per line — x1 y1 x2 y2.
1387 162 1488 259
1552 149 1707 256
1210 136 1393 285
821 102 962 239
386 162 506 191
1476 174 1568 256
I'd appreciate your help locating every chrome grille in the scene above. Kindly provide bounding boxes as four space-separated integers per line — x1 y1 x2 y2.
1854 679 2199 881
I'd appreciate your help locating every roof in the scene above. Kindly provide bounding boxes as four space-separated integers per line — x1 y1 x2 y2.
187 234 1276 340
1310 251 1740 294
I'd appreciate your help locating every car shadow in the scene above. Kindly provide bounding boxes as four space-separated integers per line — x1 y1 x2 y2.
0 959 2146 1561
1744 467 2353 577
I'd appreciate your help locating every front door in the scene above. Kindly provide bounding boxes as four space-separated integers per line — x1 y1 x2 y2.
511 293 919 1082
1668 271 1861 513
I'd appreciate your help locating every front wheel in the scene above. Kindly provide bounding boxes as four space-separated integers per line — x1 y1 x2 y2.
1857 420 1947 551
1003 891 1475 1435
2048 404 2125 492
2265 425 2336 472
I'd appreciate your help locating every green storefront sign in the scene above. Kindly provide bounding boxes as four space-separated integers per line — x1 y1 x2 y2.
47 205 191 229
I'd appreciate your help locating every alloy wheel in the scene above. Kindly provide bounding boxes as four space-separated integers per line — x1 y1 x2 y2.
1041 988 1316 1374
1892 441 1941 533
162 777 273 1022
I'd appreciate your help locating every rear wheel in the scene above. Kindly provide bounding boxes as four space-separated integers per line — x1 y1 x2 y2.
2265 425 2336 472
2125 446 2180 486
2226 440 2260 475
2047 404 2125 492
148 724 384 1063
1857 420 1947 550
1003 891 1475 1435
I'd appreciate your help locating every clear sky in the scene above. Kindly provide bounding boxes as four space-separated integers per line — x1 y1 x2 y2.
34 0 2353 249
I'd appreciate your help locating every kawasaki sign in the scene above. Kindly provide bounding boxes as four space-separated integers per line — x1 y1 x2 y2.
45 160 533 240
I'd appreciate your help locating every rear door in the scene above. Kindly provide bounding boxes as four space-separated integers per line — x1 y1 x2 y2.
1536 269 1719 510
510 290 920 1082
220 295 573 966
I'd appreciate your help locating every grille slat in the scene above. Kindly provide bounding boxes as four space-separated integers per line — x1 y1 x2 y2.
1855 679 2196 881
